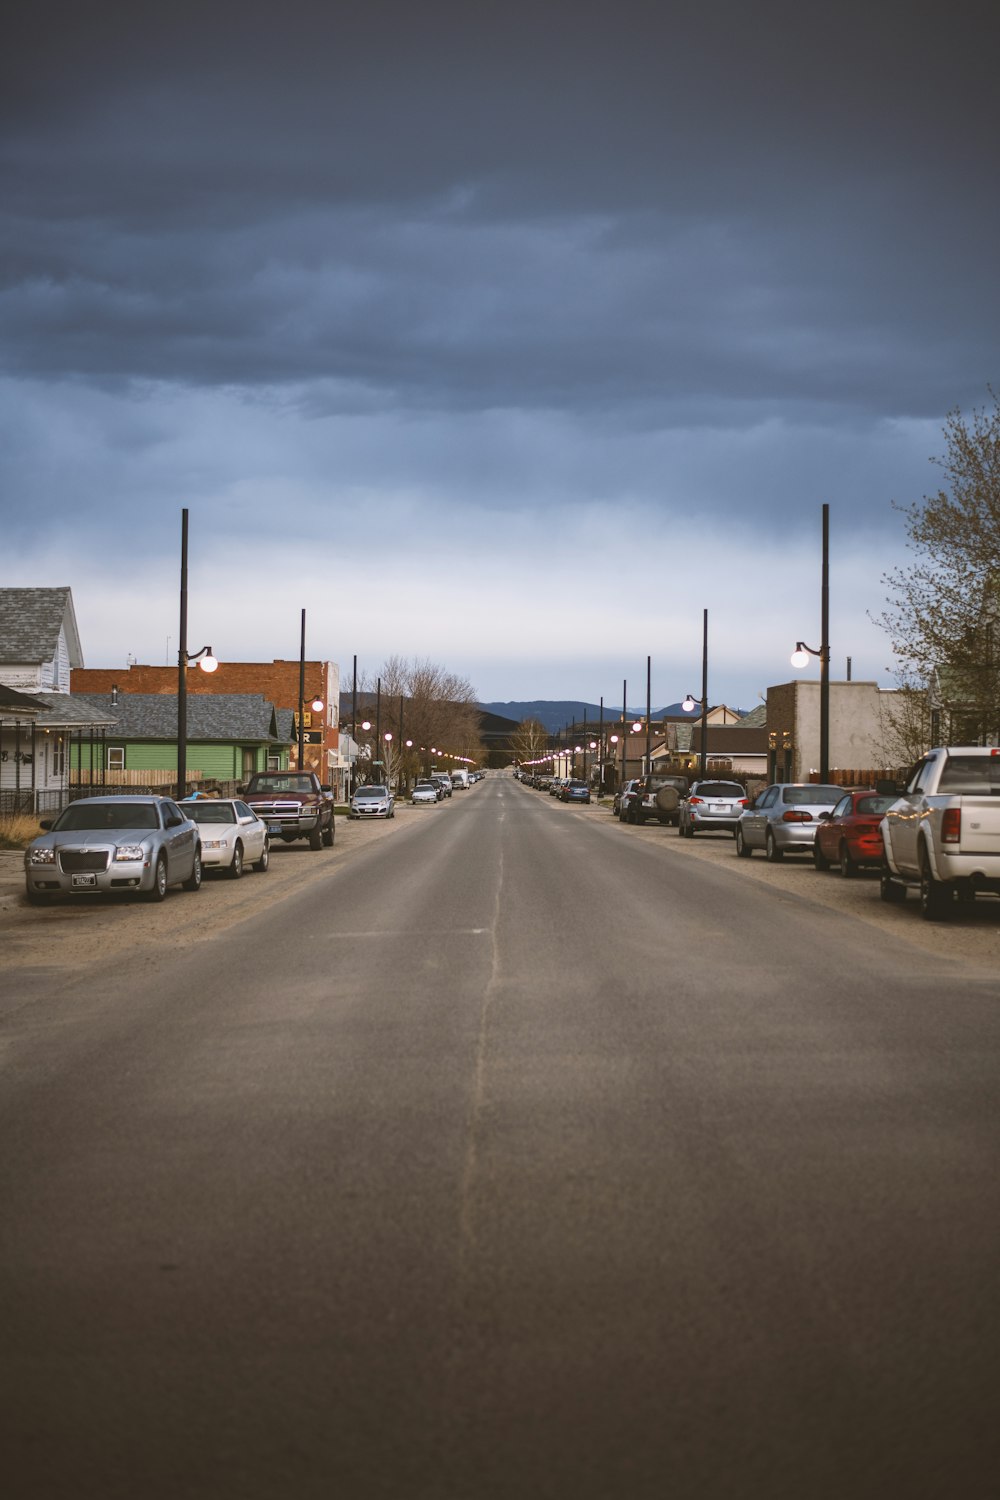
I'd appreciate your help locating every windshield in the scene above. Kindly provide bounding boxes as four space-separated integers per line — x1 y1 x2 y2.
249 775 315 793
186 804 237 824
355 787 387 799
939 755 1000 794
54 802 160 831
856 794 896 816
781 785 841 805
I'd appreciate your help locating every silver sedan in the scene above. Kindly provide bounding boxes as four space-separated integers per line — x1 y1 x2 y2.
24 795 202 903
735 783 841 861
181 798 269 876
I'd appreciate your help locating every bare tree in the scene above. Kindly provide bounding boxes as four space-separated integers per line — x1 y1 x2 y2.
510 718 550 769
372 656 484 786
877 389 1000 743
877 672 931 767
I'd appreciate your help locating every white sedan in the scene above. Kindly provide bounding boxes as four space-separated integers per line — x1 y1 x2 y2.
411 781 439 805
182 798 269 877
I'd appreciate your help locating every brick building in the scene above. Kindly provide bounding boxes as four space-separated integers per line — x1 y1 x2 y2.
72 659 344 791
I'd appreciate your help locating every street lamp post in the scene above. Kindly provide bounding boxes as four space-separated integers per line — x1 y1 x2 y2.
790 503 831 781
176 508 218 799
681 608 710 779
297 608 325 772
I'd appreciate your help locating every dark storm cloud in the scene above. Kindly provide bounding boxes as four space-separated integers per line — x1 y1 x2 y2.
3 0 998 426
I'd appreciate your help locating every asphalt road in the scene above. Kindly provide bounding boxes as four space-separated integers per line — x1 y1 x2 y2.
3 776 999 1499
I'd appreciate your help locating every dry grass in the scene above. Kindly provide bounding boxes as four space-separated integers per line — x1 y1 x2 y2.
0 812 43 850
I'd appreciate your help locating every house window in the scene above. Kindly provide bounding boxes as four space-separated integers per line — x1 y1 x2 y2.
107 746 125 771
267 752 281 770
51 735 65 778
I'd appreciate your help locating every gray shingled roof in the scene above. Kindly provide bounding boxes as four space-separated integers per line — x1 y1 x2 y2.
73 692 291 743
0 587 83 666
737 704 768 728
30 692 119 728
0 683 49 713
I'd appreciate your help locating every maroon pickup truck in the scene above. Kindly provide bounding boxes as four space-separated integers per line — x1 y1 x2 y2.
240 771 335 850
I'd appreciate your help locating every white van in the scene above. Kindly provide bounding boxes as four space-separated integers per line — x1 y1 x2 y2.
450 769 470 789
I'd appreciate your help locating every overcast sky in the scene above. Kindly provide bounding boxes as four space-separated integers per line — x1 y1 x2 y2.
3 0 998 710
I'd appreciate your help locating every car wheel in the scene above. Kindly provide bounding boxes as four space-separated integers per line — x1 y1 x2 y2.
735 827 753 858
322 819 334 846
146 853 168 902
879 865 906 903
919 846 952 921
765 829 783 862
228 841 243 880
838 841 856 879
309 825 323 850
813 839 830 871
253 839 270 873
182 846 203 891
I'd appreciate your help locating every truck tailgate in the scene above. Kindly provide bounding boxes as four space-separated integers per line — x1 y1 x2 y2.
957 796 1000 856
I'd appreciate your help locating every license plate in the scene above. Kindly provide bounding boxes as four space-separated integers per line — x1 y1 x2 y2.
71 873 97 888
268 823 282 834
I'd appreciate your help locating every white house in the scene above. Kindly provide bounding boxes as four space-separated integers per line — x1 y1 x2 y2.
0 587 115 812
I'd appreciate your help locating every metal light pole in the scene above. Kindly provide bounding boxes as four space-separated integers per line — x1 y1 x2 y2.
176 508 218 799
351 654 358 797
621 678 627 786
791 503 831 781
297 608 307 770
645 655 652 776
375 677 381 780
682 609 710 779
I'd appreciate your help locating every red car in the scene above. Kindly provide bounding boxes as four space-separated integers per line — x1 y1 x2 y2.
813 790 897 877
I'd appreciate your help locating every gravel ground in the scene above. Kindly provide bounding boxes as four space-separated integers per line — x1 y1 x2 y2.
4 791 999 974
0 806 418 972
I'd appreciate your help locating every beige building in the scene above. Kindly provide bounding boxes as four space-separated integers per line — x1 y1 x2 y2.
765 680 904 784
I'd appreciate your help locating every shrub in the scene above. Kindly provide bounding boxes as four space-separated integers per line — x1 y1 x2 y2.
0 812 43 850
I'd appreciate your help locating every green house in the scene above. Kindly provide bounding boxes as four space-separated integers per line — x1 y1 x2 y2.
71 693 295 787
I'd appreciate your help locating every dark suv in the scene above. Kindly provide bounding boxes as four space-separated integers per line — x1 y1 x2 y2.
621 774 689 826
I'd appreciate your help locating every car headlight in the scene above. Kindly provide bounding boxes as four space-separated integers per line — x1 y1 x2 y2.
114 844 147 862
28 847 55 865
201 839 223 849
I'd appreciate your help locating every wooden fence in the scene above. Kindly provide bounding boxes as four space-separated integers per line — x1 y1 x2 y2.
70 768 203 788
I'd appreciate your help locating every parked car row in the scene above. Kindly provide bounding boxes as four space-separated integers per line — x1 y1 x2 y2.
25 769 489 903
615 748 1000 924
518 773 592 804
24 793 274 904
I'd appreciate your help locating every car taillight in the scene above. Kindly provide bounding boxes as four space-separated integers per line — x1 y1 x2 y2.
738 799 748 807
781 810 812 823
688 796 703 805
942 808 961 844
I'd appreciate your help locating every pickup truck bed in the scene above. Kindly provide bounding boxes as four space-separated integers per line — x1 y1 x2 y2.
880 746 1000 919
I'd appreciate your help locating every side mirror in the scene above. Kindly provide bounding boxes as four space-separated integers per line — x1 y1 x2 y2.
40 818 53 831
818 811 831 822
320 783 332 792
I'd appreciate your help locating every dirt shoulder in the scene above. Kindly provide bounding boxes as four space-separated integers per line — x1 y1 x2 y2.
0 808 414 975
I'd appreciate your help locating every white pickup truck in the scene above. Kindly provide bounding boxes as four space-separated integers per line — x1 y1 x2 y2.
880 746 1000 919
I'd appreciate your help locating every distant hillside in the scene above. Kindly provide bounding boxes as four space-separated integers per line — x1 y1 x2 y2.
478 700 692 735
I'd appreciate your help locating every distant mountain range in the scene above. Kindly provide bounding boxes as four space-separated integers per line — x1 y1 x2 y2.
477 700 697 735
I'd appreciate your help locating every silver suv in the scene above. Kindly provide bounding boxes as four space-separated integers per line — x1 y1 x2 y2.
678 780 748 837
